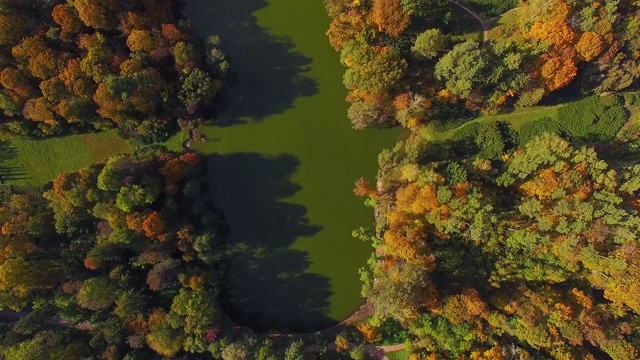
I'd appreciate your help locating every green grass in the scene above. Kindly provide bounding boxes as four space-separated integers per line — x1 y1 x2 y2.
161 129 189 152
386 349 408 360
420 103 559 143
0 126 188 187
618 94 640 141
487 5 524 42
420 93 633 146
555 94 627 142
619 112 640 140
1 131 132 187
475 105 561 130
84 133 134 162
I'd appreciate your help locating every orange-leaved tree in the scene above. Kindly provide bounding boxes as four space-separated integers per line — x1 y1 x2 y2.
540 51 577 91
335 335 350 352
370 0 410 37
142 211 166 240
575 31 604 61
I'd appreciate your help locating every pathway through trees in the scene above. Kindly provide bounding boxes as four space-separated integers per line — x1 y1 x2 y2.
446 0 491 44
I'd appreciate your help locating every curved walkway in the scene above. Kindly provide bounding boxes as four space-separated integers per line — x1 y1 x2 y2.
446 0 491 44
309 342 405 360
370 344 406 359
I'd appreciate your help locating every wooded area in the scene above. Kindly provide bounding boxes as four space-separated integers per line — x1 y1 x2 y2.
0 0 227 142
358 131 640 359
1 0 640 358
326 0 640 131
0 150 233 358
340 0 640 358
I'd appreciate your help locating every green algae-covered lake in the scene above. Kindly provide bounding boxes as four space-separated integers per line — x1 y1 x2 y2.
185 0 400 331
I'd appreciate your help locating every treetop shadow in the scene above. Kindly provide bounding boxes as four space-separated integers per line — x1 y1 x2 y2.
204 152 330 332
183 0 319 125
0 141 26 183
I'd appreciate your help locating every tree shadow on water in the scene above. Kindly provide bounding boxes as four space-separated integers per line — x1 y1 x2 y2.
181 0 319 125
205 152 333 332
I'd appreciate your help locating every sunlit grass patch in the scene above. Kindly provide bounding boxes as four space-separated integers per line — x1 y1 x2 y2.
2 131 131 186
84 132 132 163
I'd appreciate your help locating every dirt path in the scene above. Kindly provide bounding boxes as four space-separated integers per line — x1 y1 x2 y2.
354 342 406 360
308 342 405 360
0 309 94 330
446 0 491 44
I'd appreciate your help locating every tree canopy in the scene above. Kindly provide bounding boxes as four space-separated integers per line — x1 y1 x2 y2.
326 0 640 129
0 0 227 142
0 150 227 358
358 132 640 359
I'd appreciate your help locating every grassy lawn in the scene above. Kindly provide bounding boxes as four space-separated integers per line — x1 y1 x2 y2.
160 129 189 152
619 112 640 141
386 349 408 360
420 92 638 145
0 126 188 187
1 131 132 187
618 92 640 140
487 5 524 42
420 103 560 142
474 105 561 130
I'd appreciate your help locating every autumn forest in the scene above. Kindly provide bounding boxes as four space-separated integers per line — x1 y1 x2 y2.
1 0 640 359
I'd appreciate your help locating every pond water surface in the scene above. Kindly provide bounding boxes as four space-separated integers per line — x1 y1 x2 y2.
185 0 400 331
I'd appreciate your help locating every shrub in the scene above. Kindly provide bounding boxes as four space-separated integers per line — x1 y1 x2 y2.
378 318 408 345
557 95 627 142
412 29 447 59
518 117 565 145
348 101 380 130
476 122 506 160
451 122 514 159
350 344 366 360
335 335 350 352
516 87 545 107
451 122 483 154
77 277 116 310
445 162 468 184
623 91 640 108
